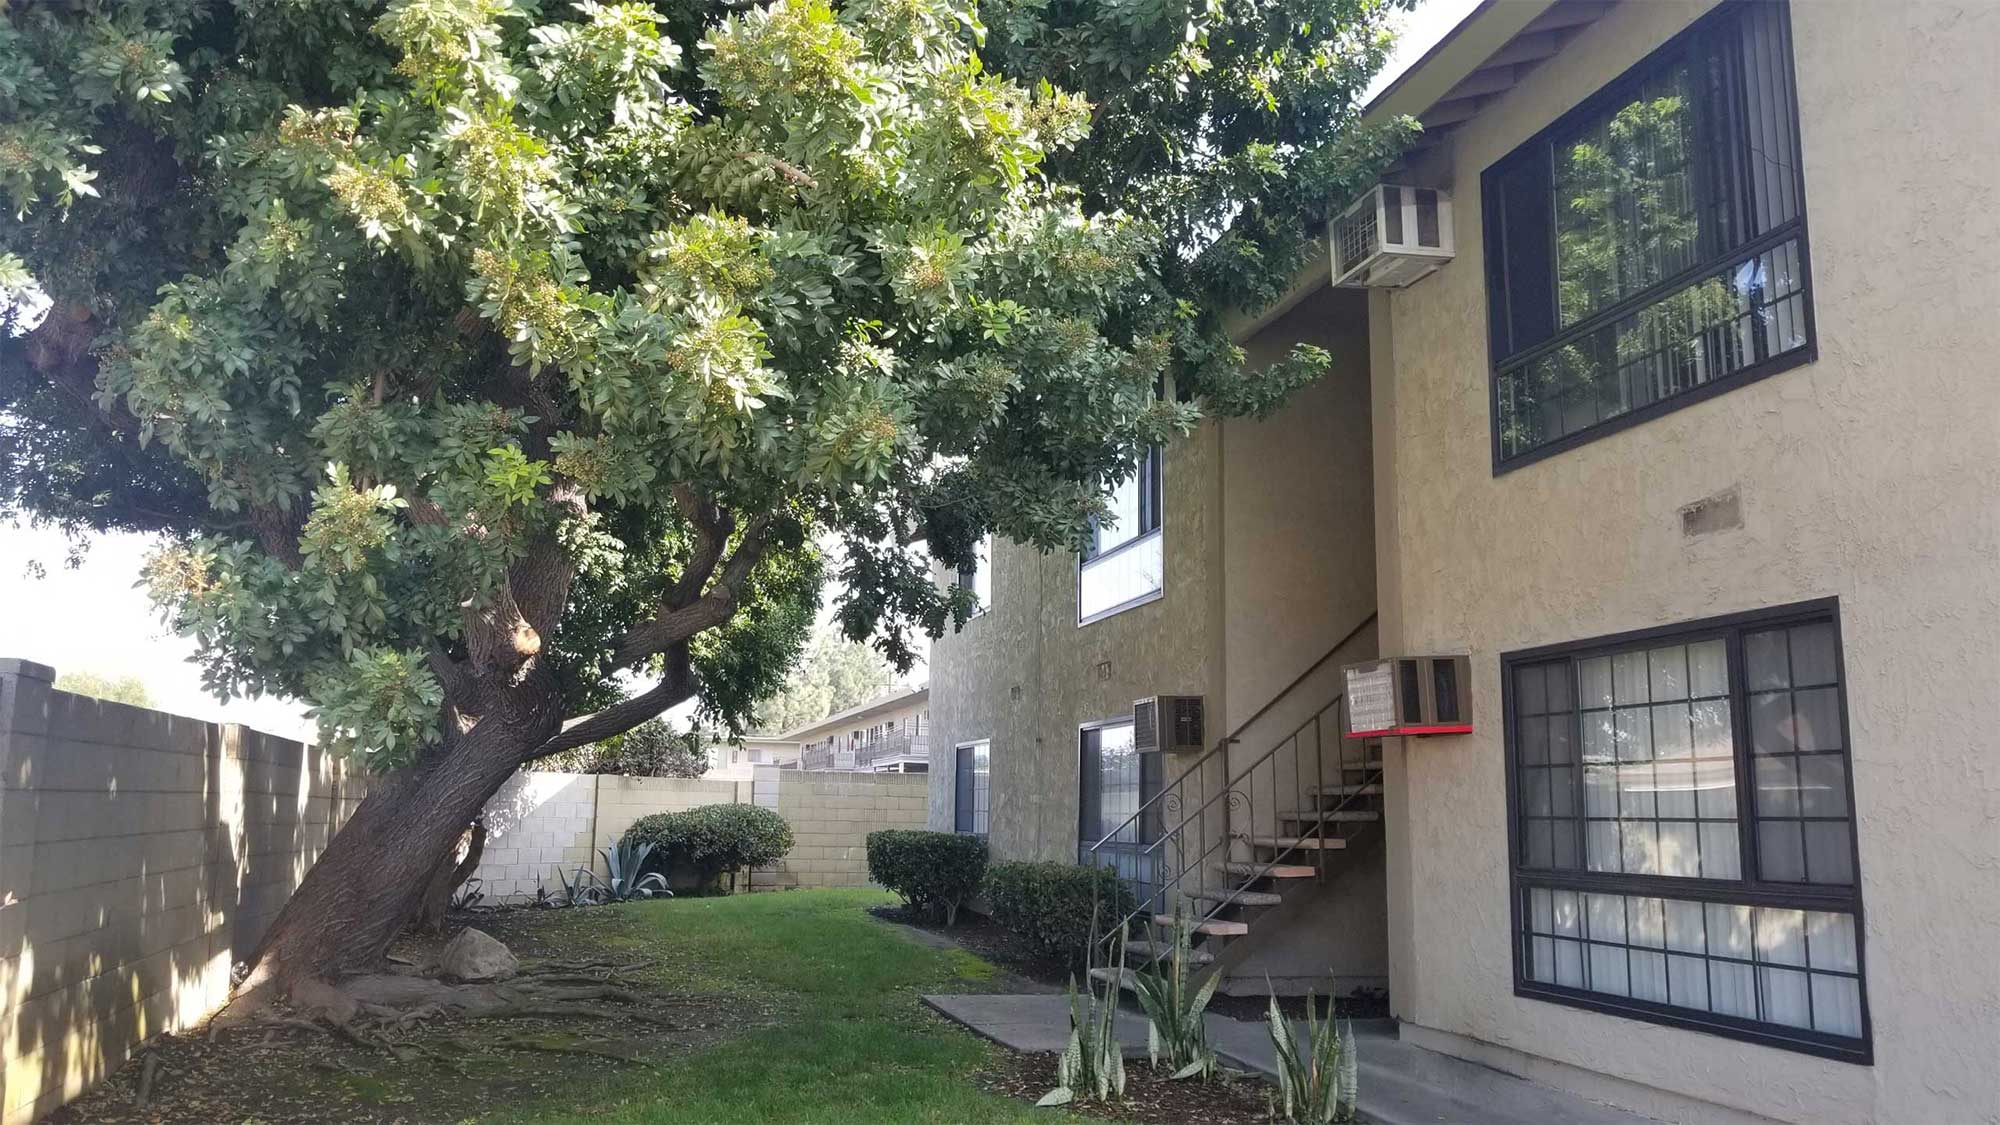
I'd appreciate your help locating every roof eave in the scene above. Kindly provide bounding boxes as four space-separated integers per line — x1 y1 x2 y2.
1221 0 1568 345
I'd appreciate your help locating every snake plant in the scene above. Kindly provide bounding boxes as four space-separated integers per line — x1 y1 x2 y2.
1267 977 1359 1123
1039 927 1129 1106
1129 905 1220 1080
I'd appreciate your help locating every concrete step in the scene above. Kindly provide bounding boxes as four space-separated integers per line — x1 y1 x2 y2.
1337 757 1385 771
1279 809 1382 823
1187 888 1284 907
1153 914 1249 936
1123 939 1215 964
1220 861 1317 879
1250 835 1348 851
1307 782 1381 797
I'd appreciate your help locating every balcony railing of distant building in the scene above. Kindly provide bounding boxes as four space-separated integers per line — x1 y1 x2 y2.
800 730 928 771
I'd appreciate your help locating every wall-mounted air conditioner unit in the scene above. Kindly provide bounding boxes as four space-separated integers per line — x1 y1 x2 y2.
1329 184 1454 289
1341 655 1473 739
1133 695 1205 754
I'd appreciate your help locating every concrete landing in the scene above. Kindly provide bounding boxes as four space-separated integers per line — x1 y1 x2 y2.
922 992 1662 1125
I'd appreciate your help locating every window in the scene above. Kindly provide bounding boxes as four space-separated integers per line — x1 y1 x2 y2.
1078 446 1164 623
957 535 993 615
954 741 990 835
1484 1 1813 469
1506 601 1868 1061
1078 719 1162 893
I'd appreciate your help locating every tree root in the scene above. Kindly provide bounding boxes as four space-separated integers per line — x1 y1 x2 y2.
497 1035 646 1064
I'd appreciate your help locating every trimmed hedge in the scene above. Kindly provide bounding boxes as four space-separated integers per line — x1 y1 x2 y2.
622 804 793 891
984 861 1136 965
866 829 987 924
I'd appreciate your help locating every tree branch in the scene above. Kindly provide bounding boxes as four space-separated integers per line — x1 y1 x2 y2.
610 513 770 666
528 647 695 762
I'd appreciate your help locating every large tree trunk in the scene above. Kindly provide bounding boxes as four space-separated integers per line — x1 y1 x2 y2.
233 705 555 1009
415 817 487 933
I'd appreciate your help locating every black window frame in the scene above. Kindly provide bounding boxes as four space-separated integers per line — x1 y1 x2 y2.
1078 445 1165 624
1483 0 1818 474
956 534 993 617
1503 598 1871 1063
954 740 990 837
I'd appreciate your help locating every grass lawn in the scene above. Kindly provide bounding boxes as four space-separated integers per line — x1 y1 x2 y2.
498 888 1051 1124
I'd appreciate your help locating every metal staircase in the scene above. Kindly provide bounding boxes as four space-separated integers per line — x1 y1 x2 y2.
1082 617 1383 992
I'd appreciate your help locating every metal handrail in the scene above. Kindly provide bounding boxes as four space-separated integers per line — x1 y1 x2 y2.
1086 611 1376 856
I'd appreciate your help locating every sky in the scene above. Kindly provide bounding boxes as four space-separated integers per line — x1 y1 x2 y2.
0 0 1478 742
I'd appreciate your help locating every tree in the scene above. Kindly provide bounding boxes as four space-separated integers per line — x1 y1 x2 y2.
0 0 1410 1009
755 623 893 733
545 717 710 777
53 669 156 708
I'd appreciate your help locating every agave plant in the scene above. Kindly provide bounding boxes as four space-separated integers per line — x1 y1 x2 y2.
1266 979 1359 1124
1130 905 1220 1080
600 841 672 902
1039 928 1128 1107
449 877 486 912
557 863 607 908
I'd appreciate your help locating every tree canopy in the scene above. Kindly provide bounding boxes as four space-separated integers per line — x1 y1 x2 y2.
0 0 1410 989
53 669 158 708
754 621 894 733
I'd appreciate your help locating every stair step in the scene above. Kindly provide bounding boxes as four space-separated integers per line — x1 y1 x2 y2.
1154 914 1249 936
1307 782 1381 797
1250 836 1348 851
1337 758 1385 771
1187 888 1284 907
1221 862 1317 879
1280 809 1382 823
1088 966 1136 990
1123 940 1214 964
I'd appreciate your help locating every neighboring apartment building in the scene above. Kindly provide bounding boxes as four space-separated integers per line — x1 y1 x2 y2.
701 735 800 779
781 685 931 773
927 2 2000 1122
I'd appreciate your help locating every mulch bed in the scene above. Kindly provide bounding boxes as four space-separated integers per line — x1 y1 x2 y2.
975 1046 1275 1124
1207 986 1391 1024
42 907 769 1125
869 904 1075 989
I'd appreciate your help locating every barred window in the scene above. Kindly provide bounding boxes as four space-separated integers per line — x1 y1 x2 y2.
1507 601 1869 1061
1484 1 1814 469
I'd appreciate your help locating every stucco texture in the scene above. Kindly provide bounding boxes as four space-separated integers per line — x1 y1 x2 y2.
929 287 1392 991
1373 1 2000 1122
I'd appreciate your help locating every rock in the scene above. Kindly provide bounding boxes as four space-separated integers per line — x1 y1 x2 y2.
438 927 518 982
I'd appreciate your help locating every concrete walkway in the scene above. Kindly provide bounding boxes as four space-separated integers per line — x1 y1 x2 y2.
922 993 1662 1125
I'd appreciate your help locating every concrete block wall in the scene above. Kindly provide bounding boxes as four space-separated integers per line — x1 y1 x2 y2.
769 770 928 889
0 659 367 1125
469 768 927 898
475 772 599 901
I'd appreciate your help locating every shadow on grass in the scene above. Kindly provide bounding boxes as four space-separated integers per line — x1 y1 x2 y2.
491 889 1044 1125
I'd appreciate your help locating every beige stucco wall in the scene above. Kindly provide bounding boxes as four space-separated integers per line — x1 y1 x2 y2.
928 287 1391 991
928 423 1229 864
0 661 368 1125
1373 1 2000 1122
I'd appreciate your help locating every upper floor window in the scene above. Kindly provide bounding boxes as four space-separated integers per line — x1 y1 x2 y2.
1506 600 1868 1061
1485 1 1813 469
1078 445 1163 624
956 534 993 614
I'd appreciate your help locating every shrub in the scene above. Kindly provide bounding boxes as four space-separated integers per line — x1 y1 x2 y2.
622 803 793 891
984 861 1136 965
866 829 987 924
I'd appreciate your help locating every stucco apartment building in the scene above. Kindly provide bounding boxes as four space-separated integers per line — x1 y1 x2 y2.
926 2 2000 1122
781 685 931 773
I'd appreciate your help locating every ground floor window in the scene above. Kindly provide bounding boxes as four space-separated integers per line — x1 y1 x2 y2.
954 740 989 836
1079 719 1162 896
1505 600 1869 1061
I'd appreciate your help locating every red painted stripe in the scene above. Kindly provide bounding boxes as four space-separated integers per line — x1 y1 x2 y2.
1344 724 1475 739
